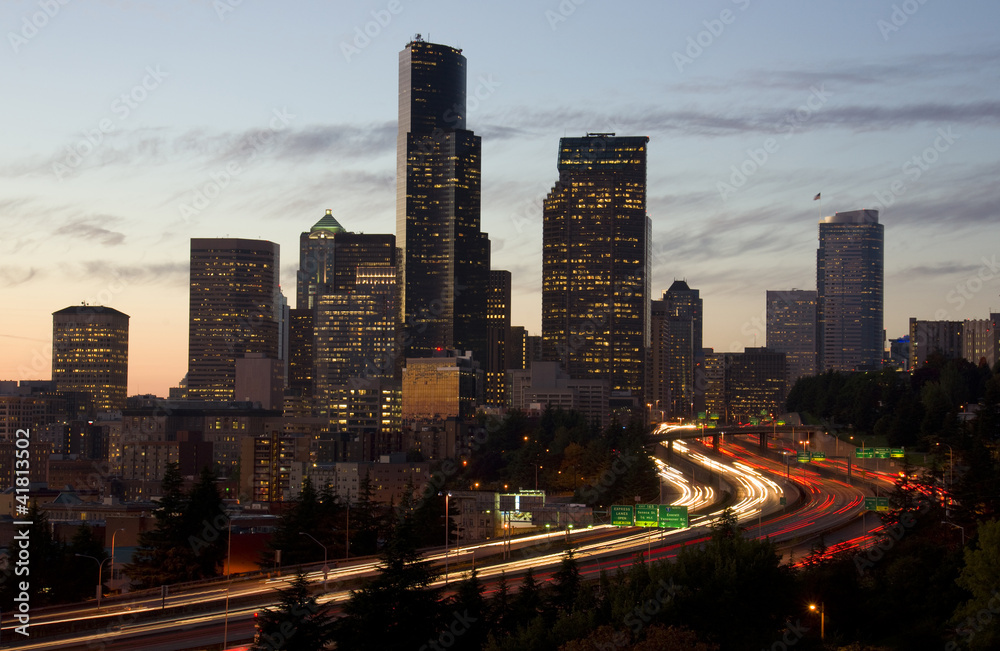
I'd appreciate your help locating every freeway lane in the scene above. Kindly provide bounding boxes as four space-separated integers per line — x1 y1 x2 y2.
9 441 866 649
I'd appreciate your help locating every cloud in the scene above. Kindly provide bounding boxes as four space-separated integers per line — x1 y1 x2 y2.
0 266 40 287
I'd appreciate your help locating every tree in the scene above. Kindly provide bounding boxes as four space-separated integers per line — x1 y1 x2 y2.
550 551 581 613
65 522 109 603
185 466 227 579
953 519 1000 649
127 462 196 588
252 571 334 650
332 506 442 650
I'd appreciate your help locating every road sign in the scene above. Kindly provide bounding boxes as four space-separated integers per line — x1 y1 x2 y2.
635 504 659 527
890 448 905 458
658 505 689 528
779 497 787 506
874 447 891 459
710 413 720 420
811 451 827 461
797 451 811 463
611 505 634 526
876 497 890 512
777 420 786 426
855 447 873 458
864 497 877 511
698 412 707 420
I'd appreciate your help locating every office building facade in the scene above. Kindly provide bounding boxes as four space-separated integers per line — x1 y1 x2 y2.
52 305 129 412
396 37 490 363
542 134 650 406
817 210 884 372
766 289 818 392
187 238 280 401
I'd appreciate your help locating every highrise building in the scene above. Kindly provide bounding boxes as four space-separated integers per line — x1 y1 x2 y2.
297 209 398 309
703 348 787 424
654 281 703 418
396 37 490 363
542 133 651 407
908 318 963 369
52 305 129 412
817 210 884 372
486 270 511 406
187 238 280 400
766 289 818 392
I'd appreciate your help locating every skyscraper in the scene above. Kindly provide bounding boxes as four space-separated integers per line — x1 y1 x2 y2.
187 238 280 400
766 289 818 392
542 134 650 403
648 281 702 419
816 210 884 372
297 209 398 310
486 270 511 406
396 36 490 363
52 305 129 412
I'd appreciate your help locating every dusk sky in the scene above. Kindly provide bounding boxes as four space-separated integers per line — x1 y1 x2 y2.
2 0 999 396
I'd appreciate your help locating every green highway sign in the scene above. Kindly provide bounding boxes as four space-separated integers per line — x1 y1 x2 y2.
874 447 891 459
750 418 760 425
876 497 890 512
890 448 905 458
855 447 873 459
779 496 787 506
777 420 786 426
864 497 877 511
658 505 689 529
635 504 659 527
698 412 707 420
797 452 811 463
710 413 720 420
611 505 634 526
811 451 827 461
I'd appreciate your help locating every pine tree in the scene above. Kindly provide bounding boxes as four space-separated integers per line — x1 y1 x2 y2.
184 466 227 579
126 462 195 588
252 571 334 650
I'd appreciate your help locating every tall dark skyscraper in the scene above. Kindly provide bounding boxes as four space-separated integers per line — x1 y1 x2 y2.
649 281 703 418
52 305 129 412
187 238 280 400
396 37 490 363
297 209 397 310
766 289 818 392
817 209 884 372
486 270 511 406
542 134 650 403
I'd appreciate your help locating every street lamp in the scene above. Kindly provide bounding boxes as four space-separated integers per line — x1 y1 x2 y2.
809 602 825 641
75 553 109 609
299 532 329 589
936 442 954 490
109 527 125 593
438 491 451 583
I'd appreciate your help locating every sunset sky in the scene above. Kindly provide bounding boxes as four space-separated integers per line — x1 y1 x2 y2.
2 0 999 396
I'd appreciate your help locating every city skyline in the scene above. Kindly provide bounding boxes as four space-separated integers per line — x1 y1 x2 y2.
2 1 999 395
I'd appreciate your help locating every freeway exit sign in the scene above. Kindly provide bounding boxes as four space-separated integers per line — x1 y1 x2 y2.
635 504 659 527
611 505 634 526
890 448 905 458
797 451 811 463
864 497 891 512
855 447 873 458
812 451 827 461
864 497 877 511
658 505 689 529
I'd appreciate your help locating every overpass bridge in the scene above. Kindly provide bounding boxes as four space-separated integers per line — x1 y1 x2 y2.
650 422 827 456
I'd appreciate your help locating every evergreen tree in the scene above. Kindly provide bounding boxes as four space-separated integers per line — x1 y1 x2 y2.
184 466 227 579
126 462 196 588
550 550 581 613
251 571 334 650
65 521 108 603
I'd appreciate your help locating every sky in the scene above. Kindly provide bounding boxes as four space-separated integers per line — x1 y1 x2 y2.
2 0 999 396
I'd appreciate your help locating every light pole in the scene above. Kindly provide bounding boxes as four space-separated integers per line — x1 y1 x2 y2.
109 527 125 593
223 516 232 648
936 442 954 490
75 554 108 609
438 491 451 583
809 602 825 641
299 532 329 589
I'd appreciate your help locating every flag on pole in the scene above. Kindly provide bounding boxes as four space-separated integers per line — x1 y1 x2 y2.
813 193 821 200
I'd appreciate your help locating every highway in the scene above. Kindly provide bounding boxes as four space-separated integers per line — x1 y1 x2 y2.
8 436 878 649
